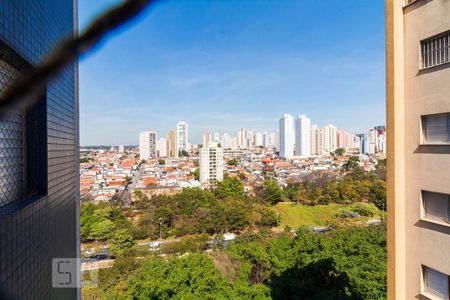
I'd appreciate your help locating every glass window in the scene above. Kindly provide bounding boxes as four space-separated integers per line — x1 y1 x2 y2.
422 114 450 145
423 191 450 223
424 266 450 300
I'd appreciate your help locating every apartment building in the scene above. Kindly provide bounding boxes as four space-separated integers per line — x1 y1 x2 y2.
139 131 157 160
176 121 188 153
387 0 450 299
199 142 224 188
295 115 311 157
279 114 295 158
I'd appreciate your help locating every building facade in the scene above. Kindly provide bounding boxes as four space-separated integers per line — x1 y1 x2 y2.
0 1 79 299
311 125 324 156
387 0 450 299
139 131 156 160
176 121 188 153
167 129 178 157
295 115 311 157
279 114 295 158
199 142 224 188
323 124 337 154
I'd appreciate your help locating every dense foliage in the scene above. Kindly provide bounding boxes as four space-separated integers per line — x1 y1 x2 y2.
284 168 386 209
84 225 386 299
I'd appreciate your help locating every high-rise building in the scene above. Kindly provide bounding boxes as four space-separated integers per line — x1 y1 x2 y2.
221 133 231 149
214 132 220 143
118 144 125 153
156 138 168 157
202 131 212 146
238 128 248 148
168 129 178 157
311 125 324 156
295 115 311 157
139 131 157 160
199 142 224 188
279 114 295 158
176 121 188 153
323 124 337 154
255 132 264 147
387 0 450 298
0 1 78 298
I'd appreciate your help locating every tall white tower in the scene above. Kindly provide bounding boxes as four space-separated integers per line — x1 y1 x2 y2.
176 121 188 153
199 142 224 188
279 114 295 158
295 115 311 157
323 124 337 154
139 130 157 160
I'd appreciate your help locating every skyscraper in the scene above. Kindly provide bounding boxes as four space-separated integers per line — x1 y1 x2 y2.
295 115 311 157
167 129 178 157
118 144 125 153
279 114 295 158
202 131 212 146
139 131 157 160
199 142 224 189
311 125 324 156
176 121 188 153
387 0 450 298
0 1 78 298
323 124 337 154
156 138 168 157
238 128 248 148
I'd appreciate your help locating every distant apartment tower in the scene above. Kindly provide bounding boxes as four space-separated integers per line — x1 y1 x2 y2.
387 0 450 299
0 1 78 299
176 121 188 153
311 125 324 155
199 142 224 188
156 138 168 157
279 114 295 158
323 124 337 154
167 129 178 157
295 115 311 157
255 132 264 147
221 133 231 148
118 144 125 153
238 128 248 148
202 131 212 146
139 131 157 160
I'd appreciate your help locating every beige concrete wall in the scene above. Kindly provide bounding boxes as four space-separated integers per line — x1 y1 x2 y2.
388 0 450 299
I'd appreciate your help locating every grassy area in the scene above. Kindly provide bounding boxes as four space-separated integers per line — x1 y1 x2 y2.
273 202 381 228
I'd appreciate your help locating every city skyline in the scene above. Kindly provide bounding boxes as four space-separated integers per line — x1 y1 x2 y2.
78 0 385 146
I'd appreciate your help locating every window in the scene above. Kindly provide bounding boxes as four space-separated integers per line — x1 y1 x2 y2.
421 31 450 69
422 113 450 145
422 191 450 224
423 266 450 300
0 43 47 208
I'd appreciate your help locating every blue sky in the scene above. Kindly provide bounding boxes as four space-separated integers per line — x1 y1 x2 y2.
79 0 385 146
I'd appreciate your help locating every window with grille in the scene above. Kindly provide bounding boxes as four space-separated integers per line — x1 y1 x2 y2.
421 31 450 69
423 266 450 300
422 191 450 224
422 113 450 145
0 44 47 208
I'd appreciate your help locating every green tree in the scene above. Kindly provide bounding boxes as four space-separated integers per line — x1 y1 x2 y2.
158 159 165 165
89 219 115 241
216 177 244 198
342 156 360 171
193 168 200 180
263 180 283 204
109 228 136 257
227 159 238 166
334 148 346 156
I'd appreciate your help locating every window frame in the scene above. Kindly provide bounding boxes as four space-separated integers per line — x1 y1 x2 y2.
421 190 450 228
420 30 450 70
420 113 450 146
422 265 450 300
